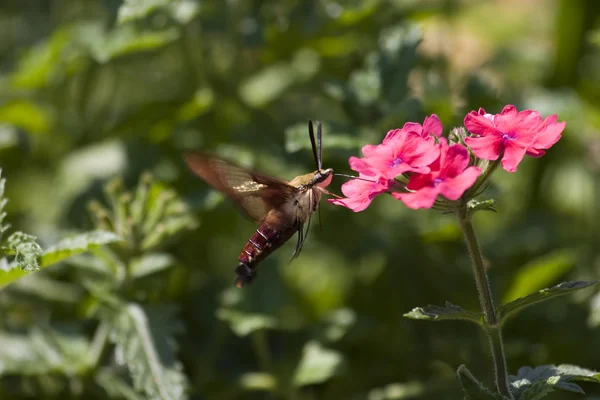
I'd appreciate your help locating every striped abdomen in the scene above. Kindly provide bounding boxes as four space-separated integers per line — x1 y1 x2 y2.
235 211 299 288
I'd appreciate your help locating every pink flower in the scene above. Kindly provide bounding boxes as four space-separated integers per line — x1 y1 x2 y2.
383 114 443 142
464 105 544 172
328 175 392 212
526 114 565 157
359 131 440 179
392 139 481 209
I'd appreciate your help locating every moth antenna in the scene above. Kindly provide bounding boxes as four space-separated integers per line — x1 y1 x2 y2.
308 120 320 170
317 121 323 170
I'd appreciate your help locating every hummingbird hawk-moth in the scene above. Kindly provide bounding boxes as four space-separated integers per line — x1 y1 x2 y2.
184 121 333 288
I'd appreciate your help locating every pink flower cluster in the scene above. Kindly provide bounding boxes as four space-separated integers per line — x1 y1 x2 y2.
330 105 565 211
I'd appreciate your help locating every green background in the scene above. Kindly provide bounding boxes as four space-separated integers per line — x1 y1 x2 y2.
0 0 599 399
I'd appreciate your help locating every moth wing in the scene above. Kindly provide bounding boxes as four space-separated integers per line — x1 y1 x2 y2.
184 152 298 223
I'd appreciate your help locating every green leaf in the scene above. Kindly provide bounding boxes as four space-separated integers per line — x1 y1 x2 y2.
238 372 278 391
5 231 43 271
0 100 51 134
10 26 71 89
41 231 122 267
497 281 599 323
118 0 200 25
239 64 296 108
118 0 171 23
216 308 277 337
292 341 344 387
96 368 145 400
519 377 557 400
0 326 91 376
404 302 484 325
510 364 600 398
456 365 509 400
0 231 121 289
502 250 577 304
130 253 177 278
108 303 188 400
90 26 179 64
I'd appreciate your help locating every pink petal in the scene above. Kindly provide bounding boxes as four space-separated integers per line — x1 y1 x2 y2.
349 156 377 177
438 167 481 200
500 141 528 172
422 114 443 137
441 144 470 177
398 132 440 168
406 172 434 191
328 196 372 212
338 178 373 197
383 129 402 144
464 110 500 136
532 119 565 149
465 135 503 161
392 187 439 209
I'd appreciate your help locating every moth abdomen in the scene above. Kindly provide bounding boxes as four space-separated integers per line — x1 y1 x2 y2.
236 217 298 287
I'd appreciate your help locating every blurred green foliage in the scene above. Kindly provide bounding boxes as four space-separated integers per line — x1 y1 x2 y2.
1 0 600 399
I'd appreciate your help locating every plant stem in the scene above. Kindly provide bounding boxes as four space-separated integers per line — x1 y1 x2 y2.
455 206 513 399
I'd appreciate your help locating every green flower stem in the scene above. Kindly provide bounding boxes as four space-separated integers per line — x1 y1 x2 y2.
455 206 513 399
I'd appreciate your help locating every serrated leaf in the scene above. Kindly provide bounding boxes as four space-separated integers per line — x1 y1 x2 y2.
497 281 599 323
216 308 277 337
5 231 43 271
292 341 343 387
404 302 483 325
456 365 509 400
108 303 187 400
510 364 600 398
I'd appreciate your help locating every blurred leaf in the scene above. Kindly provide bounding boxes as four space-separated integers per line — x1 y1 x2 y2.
216 308 277 337
10 26 71 89
497 281 599 323
130 253 177 278
90 26 179 63
367 381 427 400
502 250 577 304
96 368 145 400
108 303 188 400
176 87 214 121
239 64 296 108
0 100 51 134
378 24 421 105
118 0 171 23
0 124 19 150
9 273 84 303
404 302 483 325
0 326 91 376
238 372 277 391
292 341 343 387
456 365 508 400
510 365 600 398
